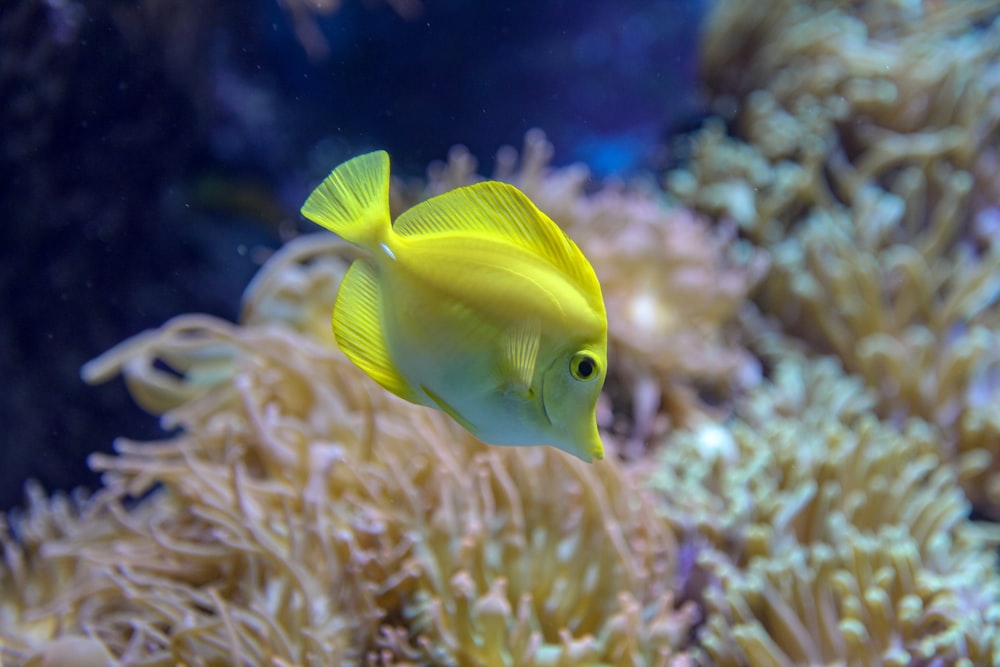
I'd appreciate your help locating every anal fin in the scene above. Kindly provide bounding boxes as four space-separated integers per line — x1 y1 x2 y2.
333 260 417 402
421 384 478 435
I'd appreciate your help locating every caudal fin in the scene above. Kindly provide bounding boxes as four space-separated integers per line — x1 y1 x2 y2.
301 150 391 250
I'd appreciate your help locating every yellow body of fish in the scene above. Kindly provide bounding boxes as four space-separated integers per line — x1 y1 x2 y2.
301 151 608 461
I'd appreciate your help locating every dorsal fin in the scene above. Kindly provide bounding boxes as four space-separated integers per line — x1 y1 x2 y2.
393 181 601 303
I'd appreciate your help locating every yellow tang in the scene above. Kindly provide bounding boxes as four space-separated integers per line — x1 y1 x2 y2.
301 151 608 461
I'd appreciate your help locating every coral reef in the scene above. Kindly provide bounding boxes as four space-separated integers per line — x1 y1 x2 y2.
646 350 1000 665
5 0 1000 664
1 236 699 666
7 237 996 666
669 0 1000 515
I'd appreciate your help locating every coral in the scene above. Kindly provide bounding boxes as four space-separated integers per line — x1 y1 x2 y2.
668 0 1000 515
645 352 1000 666
9 254 996 665
700 525 1000 667
0 482 117 656
7 0 1000 653
1 238 698 666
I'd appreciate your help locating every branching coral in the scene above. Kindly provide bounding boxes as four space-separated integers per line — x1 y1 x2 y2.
1 238 698 666
668 0 1000 515
645 351 1000 666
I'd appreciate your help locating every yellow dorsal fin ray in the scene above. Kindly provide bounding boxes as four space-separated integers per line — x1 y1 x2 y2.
332 259 417 402
394 181 601 305
301 150 391 250
499 319 541 393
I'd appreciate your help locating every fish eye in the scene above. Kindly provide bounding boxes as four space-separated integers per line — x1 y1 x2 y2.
570 352 599 381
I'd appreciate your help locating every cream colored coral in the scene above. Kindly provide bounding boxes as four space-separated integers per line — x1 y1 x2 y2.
646 352 1000 666
670 0 1000 516
700 524 1000 667
647 354 969 559
3 238 698 666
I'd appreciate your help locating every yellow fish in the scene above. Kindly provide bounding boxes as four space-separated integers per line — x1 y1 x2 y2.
301 151 608 461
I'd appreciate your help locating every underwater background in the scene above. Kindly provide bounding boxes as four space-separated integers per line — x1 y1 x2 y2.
3 0 1000 665
0 0 702 512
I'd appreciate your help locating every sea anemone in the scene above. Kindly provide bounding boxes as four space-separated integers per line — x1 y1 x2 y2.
646 351 1000 666
2 235 699 666
668 0 1000 516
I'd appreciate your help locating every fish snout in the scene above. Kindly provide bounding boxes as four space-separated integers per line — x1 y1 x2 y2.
564 420 604 462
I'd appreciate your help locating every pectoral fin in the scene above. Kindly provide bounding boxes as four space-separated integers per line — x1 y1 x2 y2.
498 319 541 395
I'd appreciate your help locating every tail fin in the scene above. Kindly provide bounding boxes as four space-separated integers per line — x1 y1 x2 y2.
301 150 392 250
